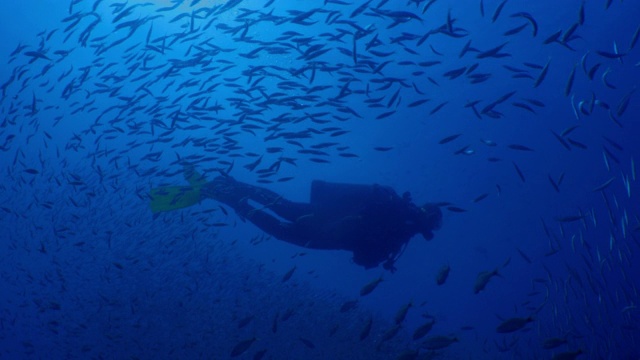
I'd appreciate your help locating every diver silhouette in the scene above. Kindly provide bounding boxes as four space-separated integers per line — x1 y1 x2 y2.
151 167 443 271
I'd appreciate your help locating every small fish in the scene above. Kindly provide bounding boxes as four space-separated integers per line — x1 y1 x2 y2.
435 264 451 285
253 349 267 360
350 0 373 18
438 133 462 144
591 177 615 192
603 146 620 164
462 148 475 156
503 23 528 36
395 349 419 360
567 138 587 150
395 301 412 324
340 300 358 313
473 193 489 203
237 315 254 329
281 266 296 282
328 324 339 337
551 350 583 360
496 316 533 333
587 63 601 80
430 101 448 115
602 136 623 151
542 336 568 349
379 324 402 344
376 110 396 120
517 248 532 264
474 268 500 294
510 12 538 37
359 317 373 341
565 64 577 96
616 88 635 117
570 94 580 120
418 60 441 67
577 1 585 25
560 125 580 137
629 25 640 51
548 175 560 192
533 58 551 87
298 337 315 349
543 30 562 44
244 155 263 172
561 22 580 44
508 144 534 152
408 98 430 107
492 0 509 23
601 67 616 89
621 305 637 313
596 50 626 59
422 335 458 350
230 337 257 357
554 215 585 223
512 102 536 113
545 248 560 257
24 50 51 60
551 131 571 151
412 318 436 340
360 276 383 296
513 162 526 182
374 146 393 152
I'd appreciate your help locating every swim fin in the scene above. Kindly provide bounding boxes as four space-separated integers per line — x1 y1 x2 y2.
150 165 208 213
149 185 202 213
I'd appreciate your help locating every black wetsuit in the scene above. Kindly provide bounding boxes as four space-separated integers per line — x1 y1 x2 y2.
201 176 440 270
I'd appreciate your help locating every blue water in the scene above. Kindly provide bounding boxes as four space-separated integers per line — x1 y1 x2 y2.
1 0 639 359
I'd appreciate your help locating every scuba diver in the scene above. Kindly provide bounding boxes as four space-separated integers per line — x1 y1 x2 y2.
150 166 443 272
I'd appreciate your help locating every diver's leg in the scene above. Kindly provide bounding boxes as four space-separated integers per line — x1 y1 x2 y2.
200 175 266 206
235 201 311 247
201 176 313 222
248 188 314 222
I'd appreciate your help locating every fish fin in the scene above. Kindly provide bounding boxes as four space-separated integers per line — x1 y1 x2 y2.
150 185 202 213
502 256 511 268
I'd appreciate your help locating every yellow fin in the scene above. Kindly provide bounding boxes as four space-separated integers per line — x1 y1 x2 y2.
150 185 201 213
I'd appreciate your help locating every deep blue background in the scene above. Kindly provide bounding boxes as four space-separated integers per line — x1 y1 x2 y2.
1 0 639 359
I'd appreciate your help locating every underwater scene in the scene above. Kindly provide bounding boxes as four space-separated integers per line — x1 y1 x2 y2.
1 0 639 359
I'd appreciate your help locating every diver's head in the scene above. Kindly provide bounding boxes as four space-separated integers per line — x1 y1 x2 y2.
418 203 442 240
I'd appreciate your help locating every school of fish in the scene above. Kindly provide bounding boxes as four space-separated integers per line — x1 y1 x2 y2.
0 0 639 359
